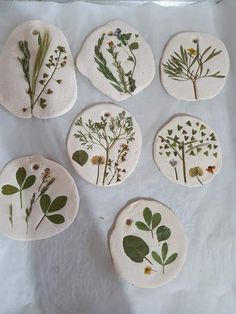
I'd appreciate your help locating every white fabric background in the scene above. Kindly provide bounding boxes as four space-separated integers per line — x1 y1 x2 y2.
0 1 235 313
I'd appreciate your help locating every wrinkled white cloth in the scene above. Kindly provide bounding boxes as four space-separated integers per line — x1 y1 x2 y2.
0 1 235 314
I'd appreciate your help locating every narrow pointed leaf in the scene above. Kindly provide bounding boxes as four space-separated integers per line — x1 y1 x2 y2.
162 242 168 262
143 207 152 226
165 253 178 265
151 251 163 265
40 194 51 213
16 167 26 187
1 185 19 195
151 213 161 229
135 221 149 231
22 175 36 190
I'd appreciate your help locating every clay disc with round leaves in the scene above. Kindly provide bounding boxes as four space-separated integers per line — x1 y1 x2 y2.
0 20 77 119
109 199 188 288
76 20 155 101
0 155 79 240
67 103 142 187
161 32 229 101
153 115 222 187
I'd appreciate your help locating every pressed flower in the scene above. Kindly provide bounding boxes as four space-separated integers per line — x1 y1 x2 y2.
206 165 216 174
169 159 177 167
189 166 203 177
187 48 197 56
144 266 152 275
91 155 105 165
114 28 122 37
107 41 114 47
42 168 51 181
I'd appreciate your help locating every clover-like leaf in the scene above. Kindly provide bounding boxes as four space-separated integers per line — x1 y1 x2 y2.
48 196 67 213
72 150 88 167
1 185 19 195
151 213 161 229
162 242 168 262
165 253 178 265
16 167 26 187
47 214 65 224
143 207 152 226
135 221 149 231
151 251 163 265
123 235 149 263
40 194 51 213
22 175 36 190
156 225 171 242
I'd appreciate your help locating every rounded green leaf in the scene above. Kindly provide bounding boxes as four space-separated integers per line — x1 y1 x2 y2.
165 253 178 266
1 185 19 195
47 214 65 224
16 167 26 187
151 251 163 265
129 42 139 50
151 213 161 229
143 207 152 226
22 175 36 190
123 235 149 263
40 194 51 213
72 150 88 167
48 196 67 213
161 242 168 262
156 225 171 242
135 221 149 231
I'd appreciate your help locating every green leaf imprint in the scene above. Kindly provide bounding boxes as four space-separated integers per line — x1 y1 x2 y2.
47 214 65 224
40 194 51 213
48 196 67 213
151 213 161 229
16 167 27 187
156 225 171 242
72 150 89 167
1 185 19 195
123 235 152 264
143 207 152 226
22 175 36 190
135 221 150 231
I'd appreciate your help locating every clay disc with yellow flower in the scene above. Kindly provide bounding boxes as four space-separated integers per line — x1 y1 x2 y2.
109 199 188 288
76 20 155 101
67 103 142 187
0 20 77 119
153 115 222 187
0 155 79 240
161 32 229 101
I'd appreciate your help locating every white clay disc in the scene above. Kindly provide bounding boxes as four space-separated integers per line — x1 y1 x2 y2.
76 20 155 101
110 199 187 288
153 116 222 187
0 155 79 240
67 103 142 187
0 20 77 119
161 32 229 101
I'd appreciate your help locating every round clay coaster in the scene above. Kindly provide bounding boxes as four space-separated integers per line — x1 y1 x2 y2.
0 155 79 240
161 32 229 101
67 103 142 187
76 20 155 101
109 199 187 288
153 115 222 187
0 20 77 119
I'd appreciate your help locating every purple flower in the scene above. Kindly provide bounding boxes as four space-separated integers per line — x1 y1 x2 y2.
169 159 177 167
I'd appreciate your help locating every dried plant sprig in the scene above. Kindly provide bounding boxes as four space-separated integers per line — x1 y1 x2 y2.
8 204 13 228
162 41 225 99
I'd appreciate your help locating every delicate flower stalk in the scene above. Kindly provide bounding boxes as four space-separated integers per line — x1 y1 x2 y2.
169 159 178 181
8 204 13 228
189 166 204 185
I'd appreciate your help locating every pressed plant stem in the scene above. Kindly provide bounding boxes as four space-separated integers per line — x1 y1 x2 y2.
197 176 203 185
96 164 100 185
35 214 47 231
174 167 178 181
181 142 187 184
144 256 153 266
102 149 109 185
150 229 154 239
20 189 23 209
162 265 165 274
192 79 198 100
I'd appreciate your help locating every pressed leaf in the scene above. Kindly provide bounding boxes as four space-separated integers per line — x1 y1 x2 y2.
135 221 149 231
156 225 171 242
143 207 152 226
151 213 161 229
151 251 163 265
47 214 65 224
22 175 36 190
1 185 19 195
16 167 26 187
165 253 178 265
40 194 51 213
123 235 149 263
72 150 89 166
129 42 139 50
48 196 67 213
162 242 168 262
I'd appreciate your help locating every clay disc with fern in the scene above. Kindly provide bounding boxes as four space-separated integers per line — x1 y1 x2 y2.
161 32 229 101
0 155 79 240
0 20 77 118
109 199 188 288
67 103 142 187
76 20 155 101
153 115 222 187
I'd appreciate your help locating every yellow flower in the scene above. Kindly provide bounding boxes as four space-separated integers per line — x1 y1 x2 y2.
91 155 105 165
187 48 197 56
189 166 203 177
144 266 152 275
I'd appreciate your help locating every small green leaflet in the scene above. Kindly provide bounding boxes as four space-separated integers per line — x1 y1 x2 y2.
72 150 88 166
135 207 161 239
156 225 171 242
